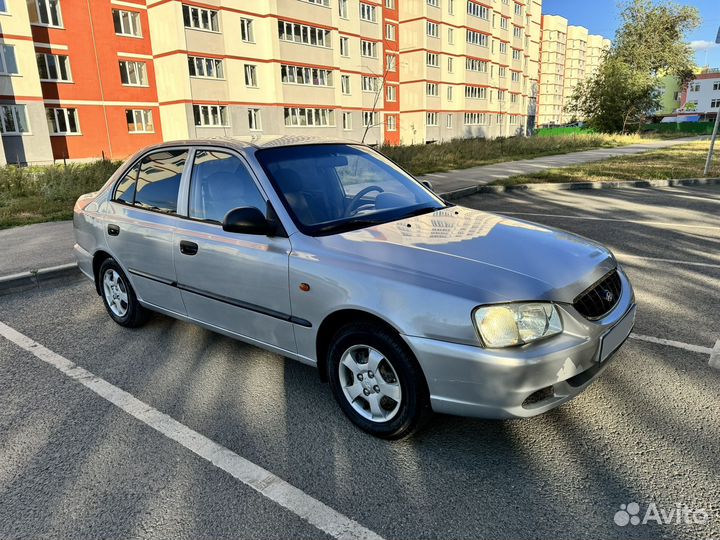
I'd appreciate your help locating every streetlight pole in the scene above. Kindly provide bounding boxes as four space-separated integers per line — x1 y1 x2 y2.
703 27 720 176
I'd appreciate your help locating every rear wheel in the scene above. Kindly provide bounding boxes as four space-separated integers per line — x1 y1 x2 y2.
328 322 431 439
99 258 149 328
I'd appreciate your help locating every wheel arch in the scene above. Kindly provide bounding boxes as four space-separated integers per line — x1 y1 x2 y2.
315 309 406 383
92 250 113 296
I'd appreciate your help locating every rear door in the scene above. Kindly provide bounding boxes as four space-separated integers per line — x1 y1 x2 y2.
105 148 189 315
172 148 296 354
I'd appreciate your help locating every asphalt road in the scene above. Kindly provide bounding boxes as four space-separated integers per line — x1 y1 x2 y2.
1 185 719 540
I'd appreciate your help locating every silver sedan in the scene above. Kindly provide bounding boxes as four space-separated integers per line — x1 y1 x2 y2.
73 137 636 438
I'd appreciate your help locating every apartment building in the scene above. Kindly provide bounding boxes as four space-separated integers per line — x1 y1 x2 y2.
0 0 162 164
537 14 610 126
676 68 720 120
397 0 542 144
147 0 389 146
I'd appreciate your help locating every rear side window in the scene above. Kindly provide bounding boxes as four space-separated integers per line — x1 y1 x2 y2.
189 150 266 223
133 149 189 214
114 163 139 205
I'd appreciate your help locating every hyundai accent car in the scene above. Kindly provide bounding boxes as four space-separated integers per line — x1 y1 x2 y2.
73 137 636 438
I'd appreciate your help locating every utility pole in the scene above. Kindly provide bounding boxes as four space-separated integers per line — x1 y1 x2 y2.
703 26 720 176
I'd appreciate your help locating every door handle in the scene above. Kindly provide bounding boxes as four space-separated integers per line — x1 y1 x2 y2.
107 224 120 236
179 240 198 256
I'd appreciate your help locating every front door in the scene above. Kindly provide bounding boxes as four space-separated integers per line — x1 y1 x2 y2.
173 148 296 355
105 148 189 315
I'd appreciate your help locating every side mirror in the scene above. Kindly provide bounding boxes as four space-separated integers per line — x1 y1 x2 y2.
421 180 434 192
222 207 271 235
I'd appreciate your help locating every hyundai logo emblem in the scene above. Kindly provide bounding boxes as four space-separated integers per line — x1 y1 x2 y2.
602 289 614 303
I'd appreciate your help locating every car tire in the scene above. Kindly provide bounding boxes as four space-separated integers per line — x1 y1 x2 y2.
327 322 431 439
98 258 149 328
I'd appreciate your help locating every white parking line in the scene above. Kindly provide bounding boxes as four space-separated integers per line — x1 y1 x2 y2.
615 253 720 269
630 333 720 369
499 211 720 231
0 321 384 540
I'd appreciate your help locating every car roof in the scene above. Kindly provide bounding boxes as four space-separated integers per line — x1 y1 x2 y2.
142 135 360 153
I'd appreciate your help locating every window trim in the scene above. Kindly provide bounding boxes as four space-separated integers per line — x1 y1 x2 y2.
182 4 220 33
0 104 31 135
0 44 19 75
112 9 142 38
126 109 155 134
29 0 64 28
46 106 80 136
37 52 72 82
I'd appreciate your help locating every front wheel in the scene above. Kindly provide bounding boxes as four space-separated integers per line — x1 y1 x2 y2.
327 322 431 439
99 258 149 328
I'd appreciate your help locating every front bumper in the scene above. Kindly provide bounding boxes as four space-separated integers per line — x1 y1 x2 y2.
403 270 636 419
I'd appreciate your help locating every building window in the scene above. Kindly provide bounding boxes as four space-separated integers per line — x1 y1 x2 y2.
339 0 348 18
689 83 700 92
363 111 378 127
307 0 330 5
499 66 506 78
0 1 7 12
284 107 335 127
427 52 439 67
512 48 521 60
512 71 520 82
281 64 332 86
126 109 154 133
188 56 224 79
37 53 71 81
509 115 518 124
446 114 453 128
248 108 262 130
713 82 720 91
361 40 378 58
386 85 396 101
386 54 397 71
28 0 63 27
240 18 255 42
427 21 439 38
426 112 438 126
511 92 518 103
500 42 508 54
341 75 351 94
448 28 454 44
340 36 350 56
467 1 488 20
500 17 508 30
46 107 79 134
712 99 720 109
385 23 396 41
0 105 29 134
362 76 380 92
386 115 397 131
447 86 453 101
447 57 454 72
426 82 438 96
464 112 487 125
448 0 454 14
514 2 522 15
193 104 229 127
359 3 377 22
0 45 18 75
465 58 487 72
385 0 395 8
467 29 488 47
244 64 258 87
513 25 522 38
112 9 142 37
279 21 331 47
465 85 486 99
119 61 148 86
182 5 219 32
427 0 439 6
342 111 352 130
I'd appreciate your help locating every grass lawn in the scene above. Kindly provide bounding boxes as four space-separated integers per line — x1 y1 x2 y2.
492 141 720 186
380 132 688 176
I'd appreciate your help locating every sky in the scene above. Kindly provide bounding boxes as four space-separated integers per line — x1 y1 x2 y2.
542 0 720 69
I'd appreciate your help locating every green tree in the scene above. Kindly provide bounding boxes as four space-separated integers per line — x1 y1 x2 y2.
570 0 700 133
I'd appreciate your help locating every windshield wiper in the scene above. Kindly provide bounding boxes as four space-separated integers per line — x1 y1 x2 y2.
313 217 384 235
395 206 441 221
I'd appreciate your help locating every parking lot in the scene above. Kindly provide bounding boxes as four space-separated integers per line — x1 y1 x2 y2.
1 184 718 540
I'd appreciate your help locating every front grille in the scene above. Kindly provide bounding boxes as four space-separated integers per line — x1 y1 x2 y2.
573 269 622 320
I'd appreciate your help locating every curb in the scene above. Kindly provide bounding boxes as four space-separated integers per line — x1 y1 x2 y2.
0 263 81 295
439 177 720 200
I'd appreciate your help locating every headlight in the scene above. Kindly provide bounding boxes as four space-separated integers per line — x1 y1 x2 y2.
473 303 562 348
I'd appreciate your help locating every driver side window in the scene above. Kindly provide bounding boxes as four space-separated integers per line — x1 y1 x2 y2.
189 150 266 224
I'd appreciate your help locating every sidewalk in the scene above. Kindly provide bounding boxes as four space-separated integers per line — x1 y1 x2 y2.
0 136 702 282
420 137 703 196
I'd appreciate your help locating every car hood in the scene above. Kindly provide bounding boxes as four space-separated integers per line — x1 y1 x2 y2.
315 206 616 304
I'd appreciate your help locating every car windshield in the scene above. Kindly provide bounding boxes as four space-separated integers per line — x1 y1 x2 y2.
255 144 446 235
